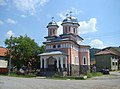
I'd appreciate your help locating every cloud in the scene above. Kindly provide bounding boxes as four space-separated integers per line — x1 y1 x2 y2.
6 18 17 24
6 30 15 37
79 18 97 34
90 39 105 49
13 0 49 15
0 20 4 25
0 0 7 6
57 21 63 35
58 8 83 19
21 14 27 18
56 18 97 35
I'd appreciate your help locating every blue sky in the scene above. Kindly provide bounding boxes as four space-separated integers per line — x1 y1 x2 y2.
0 0 120 49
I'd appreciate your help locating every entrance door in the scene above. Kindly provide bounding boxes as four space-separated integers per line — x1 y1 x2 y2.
54 60 57 71
47 57 57 71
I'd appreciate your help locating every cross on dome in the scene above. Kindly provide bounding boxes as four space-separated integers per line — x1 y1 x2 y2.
51 17 54 21
69 11 72 16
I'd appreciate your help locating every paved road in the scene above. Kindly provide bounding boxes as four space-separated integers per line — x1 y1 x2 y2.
0 72 120 89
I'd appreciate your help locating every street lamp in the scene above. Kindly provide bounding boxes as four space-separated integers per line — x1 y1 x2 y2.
8 36 12 75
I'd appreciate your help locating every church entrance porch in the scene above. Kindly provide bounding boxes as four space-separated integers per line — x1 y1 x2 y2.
38 51 68 76
118 59 120 70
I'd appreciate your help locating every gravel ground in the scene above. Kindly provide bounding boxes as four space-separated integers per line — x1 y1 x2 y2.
0 72 120 89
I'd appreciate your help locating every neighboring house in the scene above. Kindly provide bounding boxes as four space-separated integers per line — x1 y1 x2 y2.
0 47 8 74
38 14 90 76
95 47 120 71
90 48 101 65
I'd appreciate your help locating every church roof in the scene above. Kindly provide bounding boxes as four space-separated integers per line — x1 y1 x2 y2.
61 16 80 26
38 51 67 56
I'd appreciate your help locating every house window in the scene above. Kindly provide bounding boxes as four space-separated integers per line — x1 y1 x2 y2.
112 62 114 66
53 45 56 48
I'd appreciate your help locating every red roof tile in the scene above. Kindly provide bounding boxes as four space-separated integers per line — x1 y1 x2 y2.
0 48 8 56
95 49 117 55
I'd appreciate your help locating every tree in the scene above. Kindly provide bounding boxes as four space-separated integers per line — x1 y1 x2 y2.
5 35 45 71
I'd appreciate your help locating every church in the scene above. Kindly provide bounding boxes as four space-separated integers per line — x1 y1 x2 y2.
38 13 90 76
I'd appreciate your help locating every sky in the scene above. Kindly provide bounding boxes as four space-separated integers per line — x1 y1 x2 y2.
0 0 120 49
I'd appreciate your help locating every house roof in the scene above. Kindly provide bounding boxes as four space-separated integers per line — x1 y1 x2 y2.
38 51 67 56
112 47 120 53
95 49 117 56
0 47 8 56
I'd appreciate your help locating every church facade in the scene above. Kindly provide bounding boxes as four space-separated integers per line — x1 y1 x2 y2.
38 14 90 76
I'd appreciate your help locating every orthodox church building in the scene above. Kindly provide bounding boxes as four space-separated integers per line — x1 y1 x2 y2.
38 14 90 76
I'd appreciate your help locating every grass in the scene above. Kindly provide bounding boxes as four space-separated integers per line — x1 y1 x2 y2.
87 72 103 78
46 72 103 80
10 73 36 78
0 72 103 79
47 76 86 80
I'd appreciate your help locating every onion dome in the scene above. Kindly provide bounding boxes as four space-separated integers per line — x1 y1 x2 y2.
47 17 59 28
62 16 80 26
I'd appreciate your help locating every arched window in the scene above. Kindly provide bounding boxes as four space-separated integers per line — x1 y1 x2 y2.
69 26 71 32
73 28 76 33
53 29 55 34
49 29 52 35
83 57 87 65
64 26 67 33
53 45 56 48
58 44 61 48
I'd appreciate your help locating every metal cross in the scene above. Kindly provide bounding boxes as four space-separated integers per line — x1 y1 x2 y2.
66 13 69 17
52 17 54 21
69 11 72 16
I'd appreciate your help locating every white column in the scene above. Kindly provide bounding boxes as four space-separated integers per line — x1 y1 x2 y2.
40 57 42 68
60 57 63 68
54 56 59 68
57 59 59 68
65 56 67 68
44 58 46 68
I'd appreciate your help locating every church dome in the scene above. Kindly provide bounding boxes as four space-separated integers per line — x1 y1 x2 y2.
47 17 59 28
62 16 80 26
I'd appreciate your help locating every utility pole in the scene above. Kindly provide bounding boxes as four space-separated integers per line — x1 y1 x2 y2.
8 36 12 75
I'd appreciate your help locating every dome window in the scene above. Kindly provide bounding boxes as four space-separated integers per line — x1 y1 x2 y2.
73 28 76 34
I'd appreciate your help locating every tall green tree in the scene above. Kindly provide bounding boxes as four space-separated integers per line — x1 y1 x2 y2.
5 35 45 70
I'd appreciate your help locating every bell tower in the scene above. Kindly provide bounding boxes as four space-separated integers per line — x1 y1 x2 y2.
47 17 59 37
61 12 80 35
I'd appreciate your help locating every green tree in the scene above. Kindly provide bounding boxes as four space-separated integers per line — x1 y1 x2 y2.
5 35 45 71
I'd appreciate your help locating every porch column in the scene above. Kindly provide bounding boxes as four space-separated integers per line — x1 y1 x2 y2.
60 57 63 68
40 57 42 68
57 58 59 68
44 58 46 68
65 56 67 68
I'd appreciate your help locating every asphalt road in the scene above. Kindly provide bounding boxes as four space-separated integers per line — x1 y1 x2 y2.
0 72 120 89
